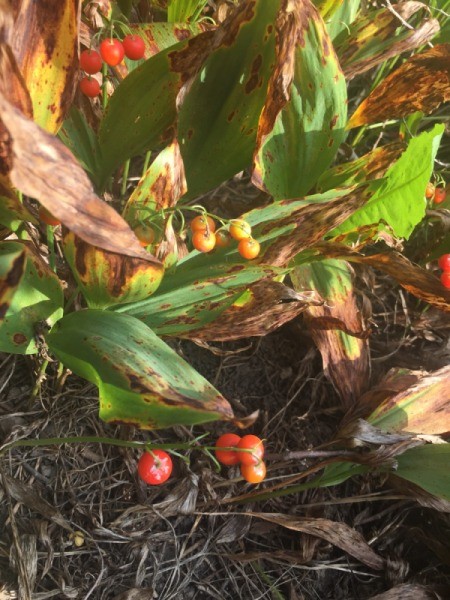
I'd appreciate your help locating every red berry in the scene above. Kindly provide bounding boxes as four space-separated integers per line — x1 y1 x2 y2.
434 188 446 204
123 34 146 60
39 206 61 226
138 450 173 485
215 433 241 466
237 435 264 466
240 461 267 484
441 271 450 289
79 76 101 97
80 49 102 74
438 254 450 271
100 38 125 66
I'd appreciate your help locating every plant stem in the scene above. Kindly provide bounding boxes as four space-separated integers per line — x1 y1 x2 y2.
121 159 130 198
46 225 56 272
101 62 108 111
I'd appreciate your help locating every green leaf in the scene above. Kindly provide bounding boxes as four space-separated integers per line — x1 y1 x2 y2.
0 188 36 231
252 0 347 199
58 107 102 189
47 310 234 429
0 242 63 354
178 0 279 199
332 125 444 240
395 444 450 502
323 0 360 40
167 0 208 22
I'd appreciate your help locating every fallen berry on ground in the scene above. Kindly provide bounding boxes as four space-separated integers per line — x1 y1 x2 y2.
138 449 173 485
237 435 264 466
215 433 242 466
240 461 267 484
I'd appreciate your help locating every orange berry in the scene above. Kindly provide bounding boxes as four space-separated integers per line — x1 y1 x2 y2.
237 435 264 466
229 219 251 241
39 206 61 226
425 182 435 199
190 215 216 233
192 230 216 253
215 229 232 248
241 461 267 484
238 237 260 260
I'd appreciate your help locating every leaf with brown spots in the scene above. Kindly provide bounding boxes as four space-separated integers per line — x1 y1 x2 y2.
62 231 165 309
0 241 63 354
185 280 322 341
336 2 439 80
47 310 236 429
252 0 347 199
9 0 79 133
316 141 405 192
0 95 161 263
313 241 450 313
367 365 450 435
291 259 370 409
249 513 385 570
178 0 280 199
0 174 36 230
348 44 450 128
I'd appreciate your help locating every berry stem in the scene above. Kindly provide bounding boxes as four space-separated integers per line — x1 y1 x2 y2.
101 61 108 111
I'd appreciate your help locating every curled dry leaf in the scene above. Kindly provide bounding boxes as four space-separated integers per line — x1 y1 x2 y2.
313 242 450 313
369 583 442 600
338 2 439 80
249 513 385 570
348 44 450 128
187 280 321 341
0 95 161 264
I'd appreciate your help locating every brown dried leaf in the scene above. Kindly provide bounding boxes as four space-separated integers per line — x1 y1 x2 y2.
112 590 154 600
187 280 321 341
340 2 439 80
314 242 450 313
0 95 161 263
369 583 441 600
250 513 385 570
3 474 71 531
338 418 413 447
389 475 450 513
348 44 450 128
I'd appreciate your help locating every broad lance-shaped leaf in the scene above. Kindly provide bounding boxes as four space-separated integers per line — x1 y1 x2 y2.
393 444 450 503
335 2 439 80
312 241 450 313
62 232 164 309
252 0 347 199
331 125 444 240
11 0 78 133
316 141 405 192
348 44 450 128
0 95 160 263
291 259 370 408
47 310 235 429
367 365 450 435
0 241 63 354
178 0 279 199
323 0 360 41
0 178 36 231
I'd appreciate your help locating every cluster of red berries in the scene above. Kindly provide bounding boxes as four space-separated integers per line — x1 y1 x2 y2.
425 182 446 205
215 433 266 483
438 254 450 289
79 35 146 97
190 215 261 260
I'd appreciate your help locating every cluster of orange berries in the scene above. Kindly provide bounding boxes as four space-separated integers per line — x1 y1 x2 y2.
438 254 450 289
215 433 266 483
190 215 261 260
79 35 145 97
425 182 446 205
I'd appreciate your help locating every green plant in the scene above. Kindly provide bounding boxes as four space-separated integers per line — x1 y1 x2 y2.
137 449 173 484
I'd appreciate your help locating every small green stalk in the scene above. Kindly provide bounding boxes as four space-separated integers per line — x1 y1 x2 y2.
101 61 108 111
46 225 57 273
121 159 130 198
